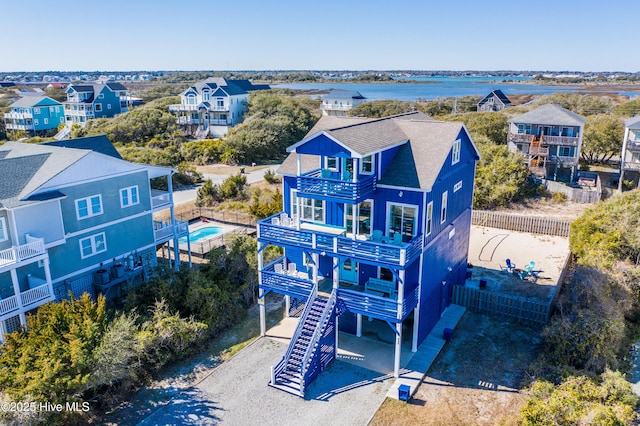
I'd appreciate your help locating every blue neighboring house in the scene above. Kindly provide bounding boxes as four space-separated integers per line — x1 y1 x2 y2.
0 136 189 342
256 111 480 396
3 96 66 137
63 83 129 125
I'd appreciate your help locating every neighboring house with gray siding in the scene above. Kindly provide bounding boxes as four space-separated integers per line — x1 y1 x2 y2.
0 137 188 341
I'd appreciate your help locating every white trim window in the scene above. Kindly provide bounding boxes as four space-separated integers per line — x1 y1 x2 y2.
426 201 433 236
120 186 139 208
452 140 461 165
33 119 39 125
76 195 103 220
0 217 7 242
79 232 107 259
98 93 104 99
360 155 374 175
441 191 448 224
44 118 48 125
33 108 40 114
301 197 324 222
94 103 102 112
107 103 112 110
325 157 338 171
387 202 418 242
454 180 463 192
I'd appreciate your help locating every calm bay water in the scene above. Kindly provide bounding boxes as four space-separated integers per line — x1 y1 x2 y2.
274 76 639 101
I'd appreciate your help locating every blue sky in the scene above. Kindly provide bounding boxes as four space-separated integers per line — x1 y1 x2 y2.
1 0 638 72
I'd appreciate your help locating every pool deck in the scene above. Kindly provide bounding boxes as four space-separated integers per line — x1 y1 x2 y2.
177 220 247 256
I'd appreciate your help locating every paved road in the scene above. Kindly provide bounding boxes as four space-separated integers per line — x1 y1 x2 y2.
172 165 280 206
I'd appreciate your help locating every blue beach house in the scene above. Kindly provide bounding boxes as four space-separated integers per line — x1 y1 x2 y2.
0 136 188 342
3 96 66 137
64 83 129 126
256 112 480 396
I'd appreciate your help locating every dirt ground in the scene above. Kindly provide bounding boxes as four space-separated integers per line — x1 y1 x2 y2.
370 312 541 426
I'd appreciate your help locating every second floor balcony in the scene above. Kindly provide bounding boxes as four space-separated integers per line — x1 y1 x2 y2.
153 220 189 244
0 279 52 318
296 169 376 203
5 111 33 120
258 213 422 269
0 237 46 272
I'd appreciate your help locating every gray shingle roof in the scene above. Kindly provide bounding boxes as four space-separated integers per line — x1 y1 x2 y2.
43 135 122 159
0 143 90 208
280 112 475 191
324 89 366 100
624 116 640 129
477 90 511 106
509 103 586 126
9 96 61 108
105 82 128 91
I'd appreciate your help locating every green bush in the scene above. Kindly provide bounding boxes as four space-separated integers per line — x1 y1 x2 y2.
219 174 247 200
519 371 637 425
550 191 567 203
263 169 281 184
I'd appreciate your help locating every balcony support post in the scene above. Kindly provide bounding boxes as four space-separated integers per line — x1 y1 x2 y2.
9 268 26 326
43 255 54 302
258 242 266 337
394 269 406 378
356 314 362 337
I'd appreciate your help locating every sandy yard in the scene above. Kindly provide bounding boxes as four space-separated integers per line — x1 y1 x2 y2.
467 225 570 302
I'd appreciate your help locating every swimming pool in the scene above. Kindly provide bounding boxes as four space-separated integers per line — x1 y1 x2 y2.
179 226 225 245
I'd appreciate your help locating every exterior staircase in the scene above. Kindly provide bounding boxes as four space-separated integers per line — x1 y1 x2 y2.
528 136 547 177
195 126 209 140
54 125 71 141
270 288 338 397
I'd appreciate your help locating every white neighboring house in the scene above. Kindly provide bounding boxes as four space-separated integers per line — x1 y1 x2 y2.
168 78 270 139
321 89 367 116
619 116 640 192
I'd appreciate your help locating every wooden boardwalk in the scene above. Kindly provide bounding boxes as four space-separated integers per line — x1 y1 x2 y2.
385 304 466 401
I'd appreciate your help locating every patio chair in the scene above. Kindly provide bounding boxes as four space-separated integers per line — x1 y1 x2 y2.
271 217 280 226
274 263 283 274
288 263 297 275
505 258 516 273
289 214 298 227
393 232 403 245
370 230 383 242
517 262 536 280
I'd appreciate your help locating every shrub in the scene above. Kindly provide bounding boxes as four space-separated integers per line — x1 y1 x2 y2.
219 174 247 200
519 371 637 425
263 169 281 184
550 191 567 203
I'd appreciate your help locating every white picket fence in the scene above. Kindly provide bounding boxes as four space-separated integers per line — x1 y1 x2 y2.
472 210 572 237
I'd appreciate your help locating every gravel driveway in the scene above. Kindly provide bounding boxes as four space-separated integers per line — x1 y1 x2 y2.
138 337 393 425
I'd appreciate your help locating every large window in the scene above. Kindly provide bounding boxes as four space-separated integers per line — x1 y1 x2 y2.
120 186 139 208
79 232 107 259
292 192 324 222
0 217 7 242
75 195 103 220
441 191 448 224
388 203 417 242
345 200 372 237
94 103 102 112
361 155 373 174
452 140 461 165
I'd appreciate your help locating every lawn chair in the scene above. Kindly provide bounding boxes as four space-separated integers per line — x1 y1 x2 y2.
505 258 516 273
274 263 283 274
517 262 535 280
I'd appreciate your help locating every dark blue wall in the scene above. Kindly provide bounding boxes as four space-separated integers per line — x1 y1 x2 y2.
295 134 351 157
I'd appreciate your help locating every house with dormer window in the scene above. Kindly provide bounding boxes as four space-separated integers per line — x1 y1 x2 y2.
63 83 129 125
168 78 270 139
256 111 479 396
0 136 188 342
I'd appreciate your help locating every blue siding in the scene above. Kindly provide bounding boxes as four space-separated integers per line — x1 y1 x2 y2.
418 208 472 344
295 134 351 157
93 87 122 119
372 187 423 236
0 210 12 250
378 146 400 178
60 171 151 234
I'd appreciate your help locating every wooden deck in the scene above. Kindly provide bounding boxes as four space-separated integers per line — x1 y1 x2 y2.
385 304 467 401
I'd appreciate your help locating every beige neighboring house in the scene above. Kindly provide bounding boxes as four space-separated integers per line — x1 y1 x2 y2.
619 116 640 191
321 89 367 116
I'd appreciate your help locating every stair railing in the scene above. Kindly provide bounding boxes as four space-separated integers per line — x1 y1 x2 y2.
272 287 318 380
299 289 337 392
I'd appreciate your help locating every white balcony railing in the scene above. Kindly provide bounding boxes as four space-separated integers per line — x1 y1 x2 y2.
5 123 34 131
151 191 171 209
0 294 19 317
169 104 198 112
154 220 189 243
4 112 33 119
21 282 51 307
0 238 45 269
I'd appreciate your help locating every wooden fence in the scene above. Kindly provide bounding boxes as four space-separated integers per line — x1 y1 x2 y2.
452 285 551 325
472 210 572 237
545 177 602 204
